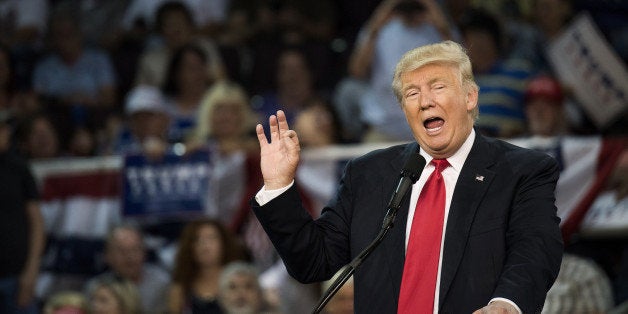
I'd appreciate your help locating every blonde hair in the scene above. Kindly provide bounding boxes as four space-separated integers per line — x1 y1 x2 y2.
88 277 141 314
44 291 88 314
392 40 479 120
192 81 256 142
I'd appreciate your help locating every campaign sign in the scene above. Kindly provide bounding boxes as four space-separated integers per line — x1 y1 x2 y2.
547 13 628 129
122 149 211 217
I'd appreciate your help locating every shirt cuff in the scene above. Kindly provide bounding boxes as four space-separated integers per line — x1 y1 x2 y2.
489 298 522 314
254 181 295 206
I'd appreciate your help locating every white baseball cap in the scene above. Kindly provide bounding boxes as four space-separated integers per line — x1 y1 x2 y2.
125 85 169 115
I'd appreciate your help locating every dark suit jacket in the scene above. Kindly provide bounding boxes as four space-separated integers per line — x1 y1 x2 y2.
253 133 563 313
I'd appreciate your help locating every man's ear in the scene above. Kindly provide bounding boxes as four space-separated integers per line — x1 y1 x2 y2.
466 87 479 111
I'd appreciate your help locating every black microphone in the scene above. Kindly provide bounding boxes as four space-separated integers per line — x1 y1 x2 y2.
388 152 426 209
383 152 425 228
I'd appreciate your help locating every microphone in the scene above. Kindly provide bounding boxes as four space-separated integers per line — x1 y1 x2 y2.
383 152 425 228
388 152 426 209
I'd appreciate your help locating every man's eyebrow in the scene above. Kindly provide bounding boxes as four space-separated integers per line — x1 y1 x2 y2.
428 77 447 85
403 84 420 92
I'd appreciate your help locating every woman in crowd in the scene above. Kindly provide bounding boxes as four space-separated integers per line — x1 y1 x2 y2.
168 219 245 314
162 44 216 143
252 48 316 133
191 81 257 155
188 81 259 225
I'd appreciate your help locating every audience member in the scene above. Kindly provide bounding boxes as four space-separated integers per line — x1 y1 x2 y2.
31 10 117 151
43 290 88 314
189 82 258 224
217 261 273 314
86 277 141 314
334 0 456 142
134 1 224 88
251 47 317 135
191 81 257 155
162 44 216 143
293 97 343 148
321 268 354 314
0 110 46 313
85 223 170 313
293 97 346 212
259 261 320 314
13 113 60 159
542 253 614 313
52 0 143 102
524 75 570 137
247 0 339 95
113 85 171 155
459 8 534 138
519 74 573 167
168 219 245 314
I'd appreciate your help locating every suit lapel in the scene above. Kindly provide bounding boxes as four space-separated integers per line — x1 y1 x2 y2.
438 134 497 309
382 143 420 305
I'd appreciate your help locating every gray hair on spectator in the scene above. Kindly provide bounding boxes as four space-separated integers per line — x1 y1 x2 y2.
219 261 261 290
105 221 144 248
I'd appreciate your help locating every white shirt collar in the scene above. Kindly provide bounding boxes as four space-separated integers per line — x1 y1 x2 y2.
419 128 476 173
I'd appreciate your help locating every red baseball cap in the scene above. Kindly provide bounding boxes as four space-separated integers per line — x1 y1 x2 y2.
525 75 564 104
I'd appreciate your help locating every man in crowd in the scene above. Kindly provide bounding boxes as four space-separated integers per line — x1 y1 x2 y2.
85 223 170 313
0 110 45 313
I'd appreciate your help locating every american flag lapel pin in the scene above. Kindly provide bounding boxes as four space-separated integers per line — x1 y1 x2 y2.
475 175 484 182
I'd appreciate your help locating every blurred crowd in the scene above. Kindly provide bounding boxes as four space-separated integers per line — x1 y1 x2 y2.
0 0 627 313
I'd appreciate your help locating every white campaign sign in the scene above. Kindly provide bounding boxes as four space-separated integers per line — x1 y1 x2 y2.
547 13 628 129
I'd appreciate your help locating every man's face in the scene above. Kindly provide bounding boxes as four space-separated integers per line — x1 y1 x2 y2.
130 111 170 140
400 63 477 159
105 229 145 281
525 98 562 136
219 272 262 314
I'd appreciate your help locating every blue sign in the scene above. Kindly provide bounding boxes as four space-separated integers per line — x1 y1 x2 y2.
122 149 211 217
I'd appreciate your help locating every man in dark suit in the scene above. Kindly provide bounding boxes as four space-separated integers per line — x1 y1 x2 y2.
251 41 563 313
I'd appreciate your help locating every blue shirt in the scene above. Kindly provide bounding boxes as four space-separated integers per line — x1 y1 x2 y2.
33 48 116 98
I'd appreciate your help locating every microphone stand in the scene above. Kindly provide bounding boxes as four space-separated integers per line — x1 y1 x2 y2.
310 206 401 314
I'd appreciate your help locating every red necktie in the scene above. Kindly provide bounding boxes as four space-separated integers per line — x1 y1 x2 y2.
398 159 449 314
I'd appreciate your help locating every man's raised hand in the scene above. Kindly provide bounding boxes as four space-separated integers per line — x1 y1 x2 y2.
256 110 300 190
